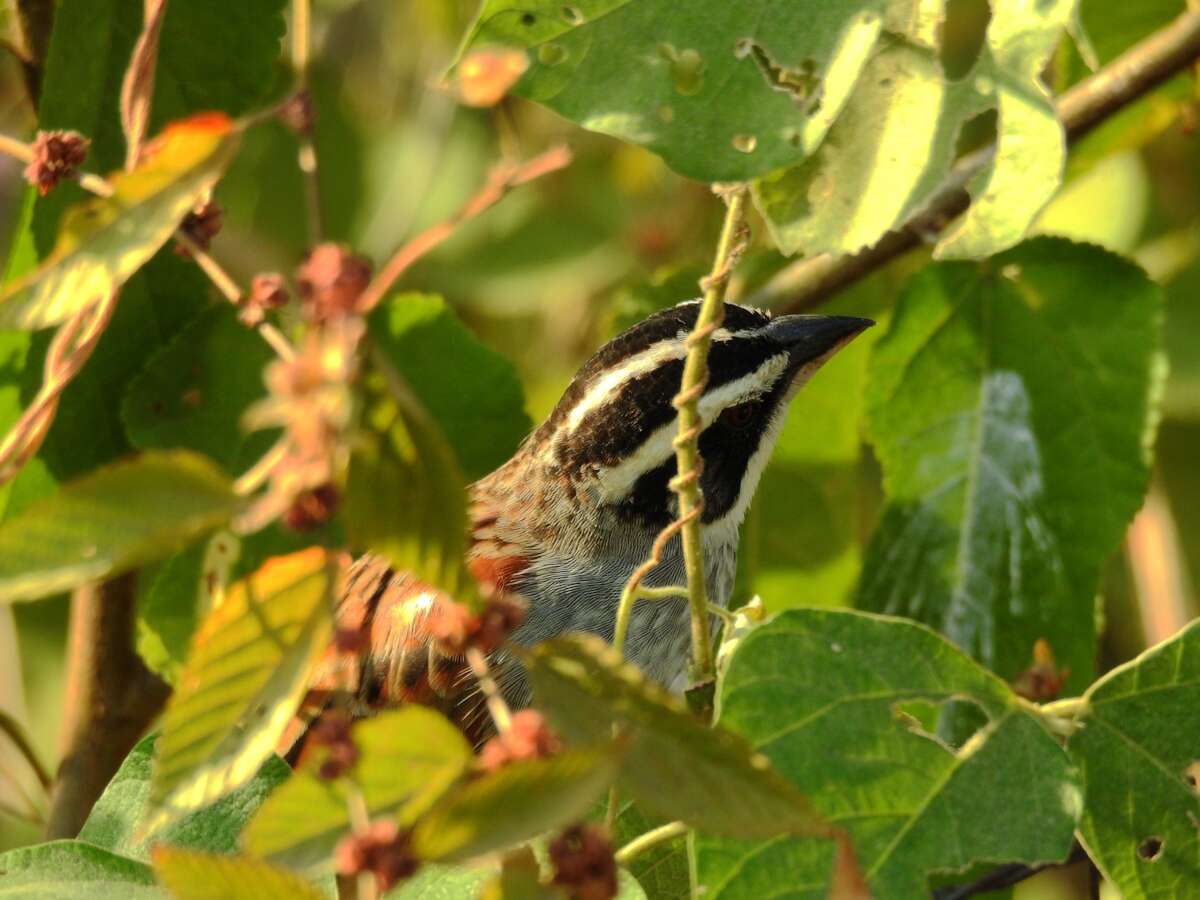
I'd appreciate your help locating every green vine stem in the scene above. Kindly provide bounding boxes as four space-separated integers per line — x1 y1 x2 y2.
612 186 749 684
613 820 688 865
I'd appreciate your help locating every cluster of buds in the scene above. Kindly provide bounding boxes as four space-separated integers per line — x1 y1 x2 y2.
296 243 373 323
549 823 618 900
278 89 315 136
428 592 527 657
23 130 90 195
335 820 419 892
238 315 362 533
307 709 360 781
477 709 561 773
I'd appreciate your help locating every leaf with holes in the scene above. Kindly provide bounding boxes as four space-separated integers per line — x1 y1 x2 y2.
457 1 1078 259
0 450 237 603
344 351 476 607
523 634 826 839
859 238 1162 692
693 608 1081 897
244 707 473 872
456 1 883 183
1069 618 1200 898
153 848 324 900
0 841 162 899
146 549 335 831
0 113 240 330
412 747 619 863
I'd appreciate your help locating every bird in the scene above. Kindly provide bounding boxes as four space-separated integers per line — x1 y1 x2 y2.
287 300 872 749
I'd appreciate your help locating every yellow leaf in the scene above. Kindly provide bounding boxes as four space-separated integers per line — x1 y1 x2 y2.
146 548 336 832
0 112 240 330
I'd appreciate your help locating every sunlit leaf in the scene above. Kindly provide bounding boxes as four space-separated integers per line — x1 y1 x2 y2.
478 847 559 900
79 734 289 863
693 609 1080 898
244 707 473 871
0 841 161 899
412 747 619 864
147 549 336 830
859 238 1163 690
0 113 240 330
523 635 826 839
459 1 1077 259
1069 618 1200 898
153 848 324 900
0 450 237 603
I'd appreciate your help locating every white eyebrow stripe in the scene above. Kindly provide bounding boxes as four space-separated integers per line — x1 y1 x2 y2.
592 351 790 502
563 321 778 436
562 337 689 434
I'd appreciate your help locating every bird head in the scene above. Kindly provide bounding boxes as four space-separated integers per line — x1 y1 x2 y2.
505 301 873 548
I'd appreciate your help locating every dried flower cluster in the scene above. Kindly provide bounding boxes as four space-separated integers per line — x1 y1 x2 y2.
335 820 419 892
307 709 359 780
23 130 90 195
1012 638 1069 703
549 823 618 900
477 709 561 772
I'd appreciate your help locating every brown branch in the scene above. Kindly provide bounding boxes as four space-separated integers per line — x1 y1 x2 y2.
43 573 170 839
0 709 52 791
356 144 573 314
931 842 1089 899
750 9 1200 314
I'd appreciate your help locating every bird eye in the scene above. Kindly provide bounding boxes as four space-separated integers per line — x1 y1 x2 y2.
719 401 757 429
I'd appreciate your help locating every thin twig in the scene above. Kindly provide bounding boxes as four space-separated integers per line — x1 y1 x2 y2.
290 0 323 244
750 9 1200 314
465 646 513 734
0 709 52 790
356 144 572 314
614 820 687 865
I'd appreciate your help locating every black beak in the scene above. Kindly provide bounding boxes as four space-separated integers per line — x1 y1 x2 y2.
765 314 875 366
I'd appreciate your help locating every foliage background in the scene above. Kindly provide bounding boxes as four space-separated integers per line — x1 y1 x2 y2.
0 1 1197 897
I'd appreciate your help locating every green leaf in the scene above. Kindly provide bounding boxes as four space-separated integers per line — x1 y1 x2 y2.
479 848 560 900
758 0 1076 259
123 305 276 474
152 848 325 900
412 747 619 864
369 294 531 481
1068 618 1200 898
693 608 1081 898
859 238 1163 690
0 840 162 899
745 287 887 609
344 350 474 603
147 549 334 829
0 114 241 330
523 635 825 839
459 1 1074 259
458 1 882 183
245 707 474 871
79 734 290 863
387 864 490 899
609 801 688 900
0 450 237 603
